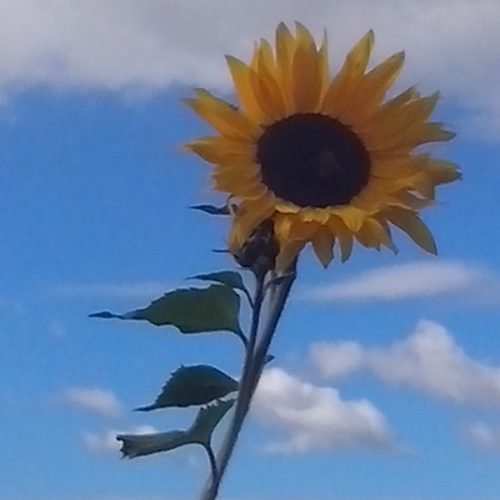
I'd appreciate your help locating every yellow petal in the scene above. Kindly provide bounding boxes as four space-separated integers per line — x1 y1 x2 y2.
361 93 440 147
275 201 301 214
387 208 437 254
386 190 433 211
250 43 287 121
371 155 426 178
292 22 321 112
184 89 260 139
184 137 220 163
312 228 335 267
275 22 295 112
185 136 255 165
259 38 278 76
225 55 264 122
275 238 306 271
318 29 330 99
234 198 276 241
321 30 374 115
326 216 354 262
356 218 397 252
300 208 331 224
331 206 366 232
426 160 462 185
348 51 405 122
274 214 293 240
288 219 319 240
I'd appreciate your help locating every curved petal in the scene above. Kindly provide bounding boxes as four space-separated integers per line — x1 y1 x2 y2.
321 30 374 116
347 51 405 122
184 89 260 139
386 208 437 254
275 22 295 112
250 43 287 121
292 22 322 112
312 228 335 267
356 218 397 251
225 55 265 122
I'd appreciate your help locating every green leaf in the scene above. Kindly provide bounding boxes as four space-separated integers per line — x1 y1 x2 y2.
190 204 230 215
189 271 247 294
117 430 190 459
135 365 238 410
117 399 235 459
89 284 242 335
189 399 235 445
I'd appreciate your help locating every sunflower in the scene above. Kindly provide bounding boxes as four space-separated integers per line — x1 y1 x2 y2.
185 22 460 270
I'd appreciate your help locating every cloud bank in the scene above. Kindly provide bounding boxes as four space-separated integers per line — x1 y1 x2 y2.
0 0 500 138
465 422 500 452
253 367 393 454
311 320 500 407
301 261 497 303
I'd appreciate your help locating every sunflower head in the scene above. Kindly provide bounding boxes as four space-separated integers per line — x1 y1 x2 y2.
185 22 460 271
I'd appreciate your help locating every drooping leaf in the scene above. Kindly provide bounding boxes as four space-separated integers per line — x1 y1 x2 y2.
189 399 235 445
190 204 230 216
90 284 242 335
117 399 235 459
135 365 238 411
189 271 248 295
117 430 189 459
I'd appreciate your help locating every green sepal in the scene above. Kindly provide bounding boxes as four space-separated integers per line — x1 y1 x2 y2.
135 365 238 410
190 204 230 216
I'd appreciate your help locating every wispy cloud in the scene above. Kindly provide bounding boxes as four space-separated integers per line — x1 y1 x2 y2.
301 261 498 303
64 387 124 418
311 320 500 407
464 421 500 452
83 425 157 456
253 367 393 454
0 1 499 138
52 282 170 300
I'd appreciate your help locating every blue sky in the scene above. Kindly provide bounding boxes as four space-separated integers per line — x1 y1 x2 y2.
2 1 500 499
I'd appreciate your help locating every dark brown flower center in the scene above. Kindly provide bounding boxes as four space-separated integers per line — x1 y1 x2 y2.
256 113 371 208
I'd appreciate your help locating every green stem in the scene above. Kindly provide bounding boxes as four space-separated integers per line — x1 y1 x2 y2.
203 443 218 485
199 270 296 500
247 271 296 393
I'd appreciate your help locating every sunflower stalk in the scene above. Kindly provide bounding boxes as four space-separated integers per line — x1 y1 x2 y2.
200 268 296 500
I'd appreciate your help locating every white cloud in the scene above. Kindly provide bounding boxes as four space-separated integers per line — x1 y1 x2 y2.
52 282 170 300
252 367 393 454
301 261 496 303
465 422 500 452
0 1 500 138
64 387 123 418
83 425 157 456
311 320 500 406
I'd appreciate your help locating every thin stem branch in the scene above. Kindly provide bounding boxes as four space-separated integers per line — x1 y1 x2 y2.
241 286 255 309
233 328 248 350
200 269 296 500
203 443 218 484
